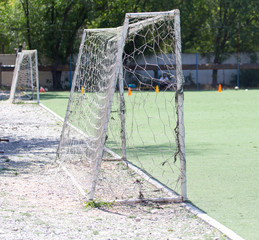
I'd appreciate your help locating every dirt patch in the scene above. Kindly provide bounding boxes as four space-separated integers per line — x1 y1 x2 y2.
0 100 228 239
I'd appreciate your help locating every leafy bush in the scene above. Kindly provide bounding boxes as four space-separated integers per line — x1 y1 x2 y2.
231 69 259 88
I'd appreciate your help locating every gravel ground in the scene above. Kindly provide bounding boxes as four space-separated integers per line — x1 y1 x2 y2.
0 95 229 240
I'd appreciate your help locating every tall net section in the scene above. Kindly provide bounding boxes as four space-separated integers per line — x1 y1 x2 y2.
57 28 125 200
57 10 186 203
9 50 39 103
119 11 186 201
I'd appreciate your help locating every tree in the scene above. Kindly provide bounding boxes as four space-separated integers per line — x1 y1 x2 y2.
0 0 15 53
92 0 179 28
39 0 93 89
179 0 259 87
15 0 93 89
19 0 32 49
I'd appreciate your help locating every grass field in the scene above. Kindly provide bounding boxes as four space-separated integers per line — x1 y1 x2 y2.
39 90 259 240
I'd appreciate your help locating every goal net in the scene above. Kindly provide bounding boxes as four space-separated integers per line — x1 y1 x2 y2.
9 50 39 103
57 9 186 203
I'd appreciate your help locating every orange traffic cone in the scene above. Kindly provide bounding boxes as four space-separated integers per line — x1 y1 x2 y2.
218 84 222 92
128 87 132 96
156 85 159 93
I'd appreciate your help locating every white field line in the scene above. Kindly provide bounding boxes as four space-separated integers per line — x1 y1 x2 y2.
124 160 181 201
39 103 64 122
184 203 245 240
39 102 244 240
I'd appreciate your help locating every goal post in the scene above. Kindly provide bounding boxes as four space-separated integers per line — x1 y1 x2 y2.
57 9 186 203
9 50 39 103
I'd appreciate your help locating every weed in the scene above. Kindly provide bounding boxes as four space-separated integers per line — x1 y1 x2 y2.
0 168 10 171
14 101 25 104
21 212 31 217
0 167 16 172
84 200 114 209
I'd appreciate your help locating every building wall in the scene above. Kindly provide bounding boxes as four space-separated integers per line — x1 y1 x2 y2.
0 54 16 86
1 53 257 89
135 53 257 86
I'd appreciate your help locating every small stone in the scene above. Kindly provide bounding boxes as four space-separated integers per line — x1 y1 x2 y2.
150 209 158 214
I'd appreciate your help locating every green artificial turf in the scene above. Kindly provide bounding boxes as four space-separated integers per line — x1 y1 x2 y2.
184 90 259 240
39 91 69 117
40 89 259 240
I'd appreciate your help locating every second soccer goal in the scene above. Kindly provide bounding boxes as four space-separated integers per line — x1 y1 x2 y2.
9 50 39 103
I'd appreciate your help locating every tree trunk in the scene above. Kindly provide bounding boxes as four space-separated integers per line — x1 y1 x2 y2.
212 69 218 88
20 0 32 49
52 61 62 90
212 53 220 88
25 0 32 49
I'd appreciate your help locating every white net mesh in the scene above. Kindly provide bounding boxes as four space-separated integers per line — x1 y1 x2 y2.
9 50 39 103
57 10 186 203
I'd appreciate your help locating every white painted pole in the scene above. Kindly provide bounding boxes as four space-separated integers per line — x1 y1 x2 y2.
9 53 23 103
35 50 40 104
127 10 175 18
29 54 34 100
119 65 127 163
174 9 187 201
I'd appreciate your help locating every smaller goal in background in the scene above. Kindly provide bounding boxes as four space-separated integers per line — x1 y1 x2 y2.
9 50 39 103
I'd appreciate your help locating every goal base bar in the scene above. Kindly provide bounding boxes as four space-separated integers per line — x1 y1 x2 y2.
124 159 182 200
112 196 182 205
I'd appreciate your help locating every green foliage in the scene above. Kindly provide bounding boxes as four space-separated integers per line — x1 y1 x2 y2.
1 0 95 88
33 0 92 61
1 0 258 55
91 0 178 28
231 69 259 88
0 0 16 52
231 53 259 88
181 0 259 55
84 200 114 208
180 0 259 86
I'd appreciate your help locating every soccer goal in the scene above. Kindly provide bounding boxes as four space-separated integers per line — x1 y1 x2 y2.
57 9 186 204
9 50 39 103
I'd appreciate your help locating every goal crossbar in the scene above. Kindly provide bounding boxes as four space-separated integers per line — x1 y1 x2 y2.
126 10 176 18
